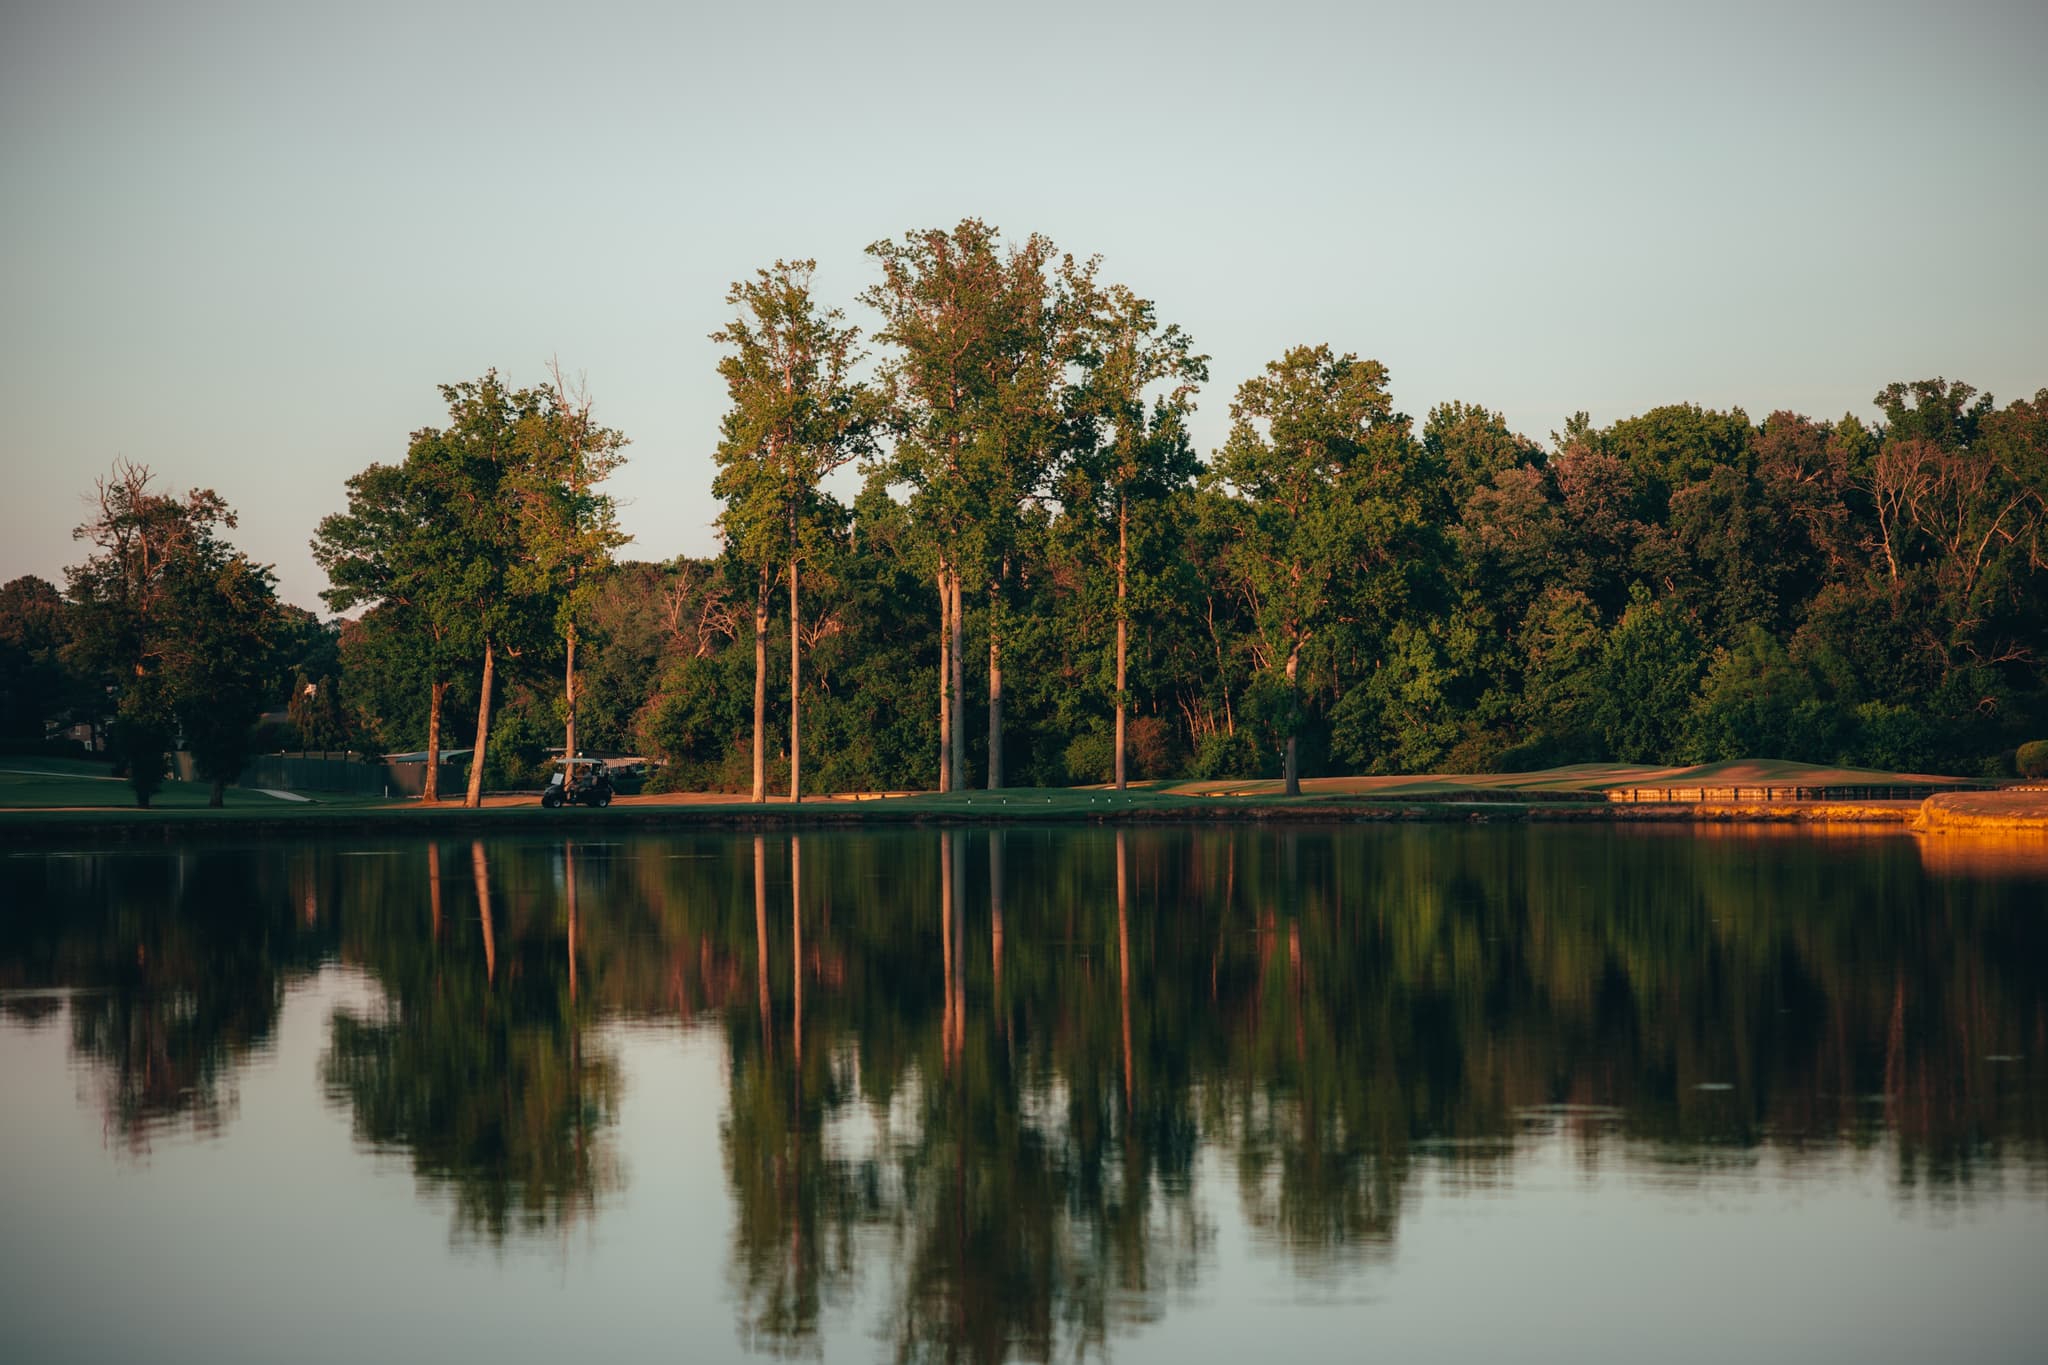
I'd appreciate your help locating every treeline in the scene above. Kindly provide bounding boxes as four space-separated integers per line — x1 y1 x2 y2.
0 463 342 805
4 218 2045 797
427 221 2048 791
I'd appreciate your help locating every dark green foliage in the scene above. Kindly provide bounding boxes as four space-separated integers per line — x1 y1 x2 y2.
1592 588 1707 763
641 652 757 791
1683 627 1827 764
108 699 171 807
1851 702 1936 774
165 550 287 801
261 227 2043 784
65 463 288 806
1188 728 1259 780
0 575 79 744
2018 741 2048 778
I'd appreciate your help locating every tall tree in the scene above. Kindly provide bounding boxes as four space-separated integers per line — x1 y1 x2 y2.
318 374 565 807
67 462 283 806
1207 346 1418 795
313 462 461 800
161 543 286 805
518 361 628 765
711 261 873 803
864 220 1063 790
1065 281 1207 789
411 374 562 808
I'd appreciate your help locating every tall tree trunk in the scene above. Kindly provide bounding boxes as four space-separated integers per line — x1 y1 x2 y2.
1283 644 1300 797
752 569 770 803
563 621 578 760
937 571 952 793
948 571 966 793
424 680 445 803
986 582 1003 791
789 556 801 804
209 777 225 808
464 641 495 809
1115 496 1129 791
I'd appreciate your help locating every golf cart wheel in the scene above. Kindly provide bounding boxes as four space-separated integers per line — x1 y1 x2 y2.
542 789 563 809
597 789 612 807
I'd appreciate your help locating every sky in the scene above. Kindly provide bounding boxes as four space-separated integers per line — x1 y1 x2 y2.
2 0 2043 612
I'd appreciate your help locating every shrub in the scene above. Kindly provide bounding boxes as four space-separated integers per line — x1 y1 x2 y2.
1851 702 1934 773
2018 740 2048 779
1492 730 1603 773
642 760 695 795
1064 731 1113 785
1127 715 1180 779
1441 728 1513 775
1189 729 1259 781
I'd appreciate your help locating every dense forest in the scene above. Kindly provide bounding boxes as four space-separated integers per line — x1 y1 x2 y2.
3 219 2045 799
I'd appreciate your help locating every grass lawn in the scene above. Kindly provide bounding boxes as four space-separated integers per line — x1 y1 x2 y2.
0 756 1992 835
0 760 390 811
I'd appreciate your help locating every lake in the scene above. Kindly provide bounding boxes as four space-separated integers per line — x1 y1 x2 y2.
2 825 2044 1363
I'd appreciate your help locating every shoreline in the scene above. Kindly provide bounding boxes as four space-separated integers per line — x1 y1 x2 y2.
0 794 1959 844
1911 790 2048 835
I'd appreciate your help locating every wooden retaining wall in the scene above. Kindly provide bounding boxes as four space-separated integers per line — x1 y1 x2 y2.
1605 783 1989 804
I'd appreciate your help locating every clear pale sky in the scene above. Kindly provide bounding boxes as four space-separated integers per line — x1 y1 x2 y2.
3 0 2043 612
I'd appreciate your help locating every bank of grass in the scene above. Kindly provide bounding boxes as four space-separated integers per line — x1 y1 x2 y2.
0 757 2018 844
0 760 388 813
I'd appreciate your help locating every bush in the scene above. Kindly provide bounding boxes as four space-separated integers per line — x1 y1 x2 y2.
642 760 695 795
1492 730 1604 773
1189 729 1259 781
1127 715 1180 780
2018 740 2048 779
1851 701 1934 773
1064 731 1113 785
645 736 775 795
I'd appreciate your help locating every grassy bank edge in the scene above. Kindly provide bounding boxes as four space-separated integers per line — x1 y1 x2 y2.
0 794 1942 845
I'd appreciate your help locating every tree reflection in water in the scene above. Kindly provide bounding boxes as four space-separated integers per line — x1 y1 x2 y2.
702 826 2048 1359
722 830 1208 1364
319 840 621 1246
0 848 335 1150
3 825 2044 1354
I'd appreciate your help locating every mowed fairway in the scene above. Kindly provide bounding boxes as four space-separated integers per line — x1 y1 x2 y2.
0 755 1997 821
0 760 357 811
1148 758 1982 800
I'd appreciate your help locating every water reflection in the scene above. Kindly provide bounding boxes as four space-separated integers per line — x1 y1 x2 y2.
2 826 2044 1356
0 849 335 1149
317 840 621 1245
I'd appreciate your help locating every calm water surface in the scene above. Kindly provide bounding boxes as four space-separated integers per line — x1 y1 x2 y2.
2 825 2044 1363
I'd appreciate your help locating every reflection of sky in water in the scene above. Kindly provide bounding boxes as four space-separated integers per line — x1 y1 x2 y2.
3 826 2047 1364
1 968 2043 1364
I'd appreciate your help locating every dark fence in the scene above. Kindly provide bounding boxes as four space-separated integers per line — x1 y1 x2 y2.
242 755 390 796
170 752 464 798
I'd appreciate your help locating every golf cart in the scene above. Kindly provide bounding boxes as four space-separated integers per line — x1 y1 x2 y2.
541 757 615 808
